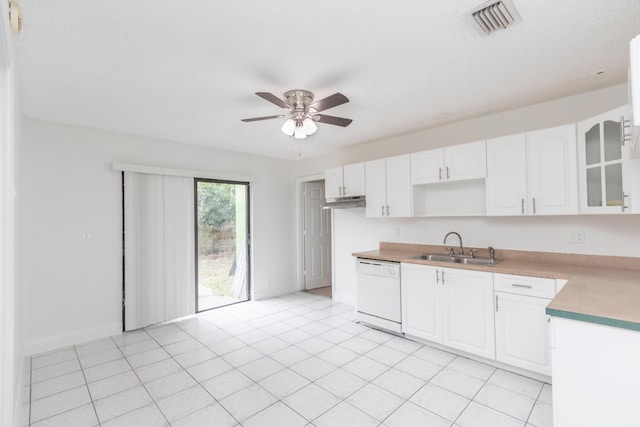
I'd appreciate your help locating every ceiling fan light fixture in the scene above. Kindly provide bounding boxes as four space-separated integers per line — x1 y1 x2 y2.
243 90 352 141
281 118 296 136
302 117 318 135
294 124 307 139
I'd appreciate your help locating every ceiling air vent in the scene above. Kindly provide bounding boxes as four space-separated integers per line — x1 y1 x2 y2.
467 0 522 36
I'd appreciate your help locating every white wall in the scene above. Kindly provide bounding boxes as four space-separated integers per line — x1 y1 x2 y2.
20 119 295 354
293 84 640 304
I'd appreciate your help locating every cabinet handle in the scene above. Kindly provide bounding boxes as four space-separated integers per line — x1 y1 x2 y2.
441 270 445 284
386 205 390 216
532 197 536 214
446 166 450 180
435 270 440 284
496 295 499 312
620 116 631 146
438 167 442 181
342 186 346 196
381 205 385 216
622 192 629 212
521 198 525 215
548 317 551 323
511 283 533 289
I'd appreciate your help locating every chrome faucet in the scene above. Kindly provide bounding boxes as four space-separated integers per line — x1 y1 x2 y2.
443 231 464 255
488 246 495 263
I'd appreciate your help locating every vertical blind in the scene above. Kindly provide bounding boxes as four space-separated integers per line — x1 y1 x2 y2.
123 172 195 331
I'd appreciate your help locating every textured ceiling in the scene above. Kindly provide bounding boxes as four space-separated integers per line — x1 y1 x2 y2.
12 0 640 159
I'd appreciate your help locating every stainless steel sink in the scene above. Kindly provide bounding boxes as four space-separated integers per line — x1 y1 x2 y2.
411 254 499 266
460 257 499 266
412 254 459 262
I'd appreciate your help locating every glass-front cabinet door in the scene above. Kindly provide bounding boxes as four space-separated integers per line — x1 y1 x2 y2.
577 106 631 213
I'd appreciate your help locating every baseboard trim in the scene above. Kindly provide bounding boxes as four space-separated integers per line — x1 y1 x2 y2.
403 332 552 384
24 322 122 355
332 291 355 307
253 285 298 301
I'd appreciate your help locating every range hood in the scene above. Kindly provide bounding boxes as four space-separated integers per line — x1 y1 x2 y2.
323 195 366 209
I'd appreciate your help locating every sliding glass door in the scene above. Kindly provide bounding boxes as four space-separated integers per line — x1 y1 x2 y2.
195 179 250 312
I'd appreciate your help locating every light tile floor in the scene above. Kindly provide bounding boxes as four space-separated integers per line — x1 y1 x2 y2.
23 292 553 427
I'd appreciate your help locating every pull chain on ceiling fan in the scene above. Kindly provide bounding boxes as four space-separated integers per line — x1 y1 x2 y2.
241 90 352 139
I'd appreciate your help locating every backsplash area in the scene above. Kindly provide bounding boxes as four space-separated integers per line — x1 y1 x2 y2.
330 209 640 304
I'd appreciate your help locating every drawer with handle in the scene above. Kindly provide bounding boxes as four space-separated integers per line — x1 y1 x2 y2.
493 273 556 299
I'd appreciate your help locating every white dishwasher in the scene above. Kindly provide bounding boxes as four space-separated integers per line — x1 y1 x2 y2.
356 258 402 333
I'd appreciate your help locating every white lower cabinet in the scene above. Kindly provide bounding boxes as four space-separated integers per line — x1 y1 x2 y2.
401 263 442 343
494 273 556 376
495 292 551 376
401 265 557 376
401 264 494 360
441 267 495 360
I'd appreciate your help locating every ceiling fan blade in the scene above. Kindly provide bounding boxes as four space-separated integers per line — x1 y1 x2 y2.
255 92 290 109
241 115 285 122
310 92 349 112
314 114 353 127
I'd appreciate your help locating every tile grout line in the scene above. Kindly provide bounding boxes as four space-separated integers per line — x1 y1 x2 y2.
524 383 546 426
27 293 551 427
29 297 337 423
142 322 243 426
28 347 100 426
107 333 172 426
469 367 547 425
170 304 330 424
258 320 400 423
450 365 497 426
171 298 359 424
72 344 102 426
378 350 456 426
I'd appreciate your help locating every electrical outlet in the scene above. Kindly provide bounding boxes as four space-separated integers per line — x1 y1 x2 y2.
569 231 585 244
393 226 400 237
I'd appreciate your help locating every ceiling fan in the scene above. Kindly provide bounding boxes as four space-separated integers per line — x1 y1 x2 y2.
241 90 353 139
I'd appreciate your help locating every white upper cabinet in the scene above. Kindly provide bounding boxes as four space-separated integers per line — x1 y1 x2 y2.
577 106 637 214
365 155 412 218
410 149 443 184
386 155 412 217
411 141 486 184
324 167 344 198
445 141 487 182
486 134 528 216
486 124 578 216
364 159 387 217
324 162 365 198
527 125 578 215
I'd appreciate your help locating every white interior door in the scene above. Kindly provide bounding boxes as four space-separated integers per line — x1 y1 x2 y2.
303 181 332 290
